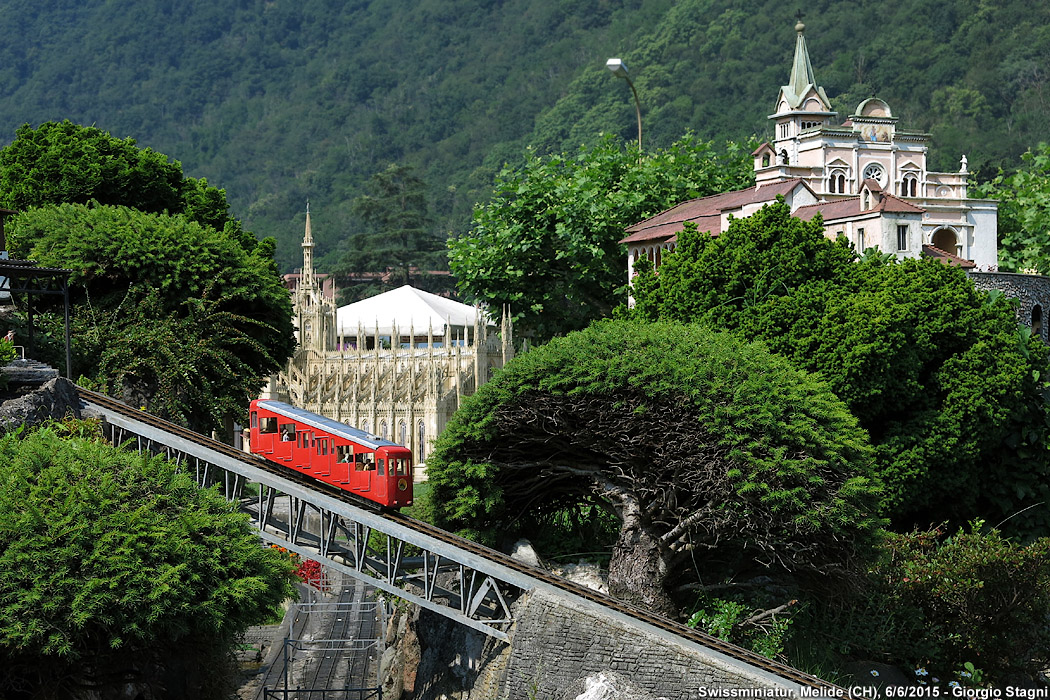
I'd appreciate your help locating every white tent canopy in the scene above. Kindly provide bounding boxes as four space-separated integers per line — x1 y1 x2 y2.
335 285 485 338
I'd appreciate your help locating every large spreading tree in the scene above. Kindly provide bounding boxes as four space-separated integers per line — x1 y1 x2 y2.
448 134 755 342
425 320 882 618
633 199 1050 536
0 425 297 698
0 122 294 435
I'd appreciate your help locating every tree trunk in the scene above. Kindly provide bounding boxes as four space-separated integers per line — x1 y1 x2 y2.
607 496 678 619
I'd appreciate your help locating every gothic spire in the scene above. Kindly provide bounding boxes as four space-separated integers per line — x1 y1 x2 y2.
775 18 832 113
301 202 315 291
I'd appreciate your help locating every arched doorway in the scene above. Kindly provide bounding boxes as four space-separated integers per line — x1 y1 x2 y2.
932 228 957 252
1033 304 1043 340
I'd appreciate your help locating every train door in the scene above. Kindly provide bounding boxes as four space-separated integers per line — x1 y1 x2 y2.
277 421 296 463
315 435 334 477
296 430 317 472
252 410 279 455
351 451 376 493
335 443 353 484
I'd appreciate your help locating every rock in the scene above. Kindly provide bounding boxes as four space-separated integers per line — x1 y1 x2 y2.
0 376 80 433
509 539 542 568
558 671 667 700
553 561 609 594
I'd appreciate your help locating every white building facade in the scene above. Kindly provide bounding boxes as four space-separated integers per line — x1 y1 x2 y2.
623 21 998 273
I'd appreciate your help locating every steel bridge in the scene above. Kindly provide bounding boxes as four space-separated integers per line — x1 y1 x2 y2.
79 389 835 696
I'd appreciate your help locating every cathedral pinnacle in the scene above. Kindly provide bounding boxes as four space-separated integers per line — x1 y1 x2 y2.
774 16 833 115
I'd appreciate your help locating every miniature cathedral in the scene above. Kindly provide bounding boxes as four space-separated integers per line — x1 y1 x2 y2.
263 207 513 472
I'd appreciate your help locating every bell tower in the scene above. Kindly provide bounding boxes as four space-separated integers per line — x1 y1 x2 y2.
769 18 836 166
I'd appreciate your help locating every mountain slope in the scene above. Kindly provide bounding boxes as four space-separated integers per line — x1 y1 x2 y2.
0 0 1046 272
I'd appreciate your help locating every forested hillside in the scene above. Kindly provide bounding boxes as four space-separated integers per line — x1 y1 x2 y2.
0 0 1046 272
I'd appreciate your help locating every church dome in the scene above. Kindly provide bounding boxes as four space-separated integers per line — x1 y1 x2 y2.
855 97 892 118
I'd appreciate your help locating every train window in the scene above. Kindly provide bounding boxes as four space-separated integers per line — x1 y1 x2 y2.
280 424 295 441
363 452 375 470
251 412 258 428
259 417 277 434
337 446 352 463
354 453 365 471
378 459 385 476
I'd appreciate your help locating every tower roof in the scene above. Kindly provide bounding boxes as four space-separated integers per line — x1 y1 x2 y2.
774 21 833 115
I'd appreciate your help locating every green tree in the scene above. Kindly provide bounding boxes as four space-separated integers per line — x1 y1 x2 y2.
8 202 294 435
0 425 297 698
634 200 1050 535
425 320 882 618
971 143 1050 274
336 163 451 303
0 120 236 231
449 134 755 342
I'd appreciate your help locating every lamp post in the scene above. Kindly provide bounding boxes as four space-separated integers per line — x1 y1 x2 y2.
605 57 642 151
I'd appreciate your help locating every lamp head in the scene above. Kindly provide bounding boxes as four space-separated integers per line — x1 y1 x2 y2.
605 58 629 80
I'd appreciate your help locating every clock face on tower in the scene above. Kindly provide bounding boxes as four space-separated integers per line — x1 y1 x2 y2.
863 163 886 187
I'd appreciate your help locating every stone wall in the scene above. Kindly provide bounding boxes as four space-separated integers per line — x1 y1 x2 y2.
969 271 1050 342
405 588 804 700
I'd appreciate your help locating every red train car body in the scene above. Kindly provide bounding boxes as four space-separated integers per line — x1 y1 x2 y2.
249 399 413 508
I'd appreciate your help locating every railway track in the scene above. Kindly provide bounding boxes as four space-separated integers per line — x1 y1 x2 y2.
77 387 845 695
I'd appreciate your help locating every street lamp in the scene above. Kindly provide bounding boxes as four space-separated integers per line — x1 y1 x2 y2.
606 57 642 151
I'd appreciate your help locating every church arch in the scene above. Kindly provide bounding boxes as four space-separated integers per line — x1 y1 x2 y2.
931 228 958 252
417 420 426 461
380 420 388 439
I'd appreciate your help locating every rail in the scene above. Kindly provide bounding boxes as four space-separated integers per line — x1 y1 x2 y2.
78 387 844 696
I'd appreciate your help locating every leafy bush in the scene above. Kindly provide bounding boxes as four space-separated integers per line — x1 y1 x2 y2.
0 426 297 697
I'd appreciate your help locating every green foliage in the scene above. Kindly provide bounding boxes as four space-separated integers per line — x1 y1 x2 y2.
0 426 297 695
335 163 453 302
0 1 1045 271
427 319 882 587
0 120 182 214
634 201 1050 536
687 592 794 660
450 134 754 341
8 202 294 434
972 143 1050 273
0 120 236 232
809 523 1050 682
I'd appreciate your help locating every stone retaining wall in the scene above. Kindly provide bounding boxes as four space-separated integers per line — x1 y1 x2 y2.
407 588 804 700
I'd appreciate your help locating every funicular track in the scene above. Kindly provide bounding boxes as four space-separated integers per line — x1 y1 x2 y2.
77 388 844 696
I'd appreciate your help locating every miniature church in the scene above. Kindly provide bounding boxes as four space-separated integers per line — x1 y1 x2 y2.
622 20 998 277
262 207 513 471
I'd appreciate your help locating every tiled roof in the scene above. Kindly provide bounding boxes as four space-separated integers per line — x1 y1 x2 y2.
921 244 976 269
620 179 808 245
794 192 924 223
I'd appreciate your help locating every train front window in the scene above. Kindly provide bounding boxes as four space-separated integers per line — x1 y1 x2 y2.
378 459 385 476
259 417 277 434
393 458 411 476
251 412 258 428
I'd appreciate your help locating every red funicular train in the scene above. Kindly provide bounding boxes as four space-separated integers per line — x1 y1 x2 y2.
249 399 413 508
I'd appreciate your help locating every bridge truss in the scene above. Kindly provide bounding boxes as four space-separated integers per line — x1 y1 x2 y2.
83 395 532 641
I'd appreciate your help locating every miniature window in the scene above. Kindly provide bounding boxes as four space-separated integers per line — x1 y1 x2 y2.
897 225 908 251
